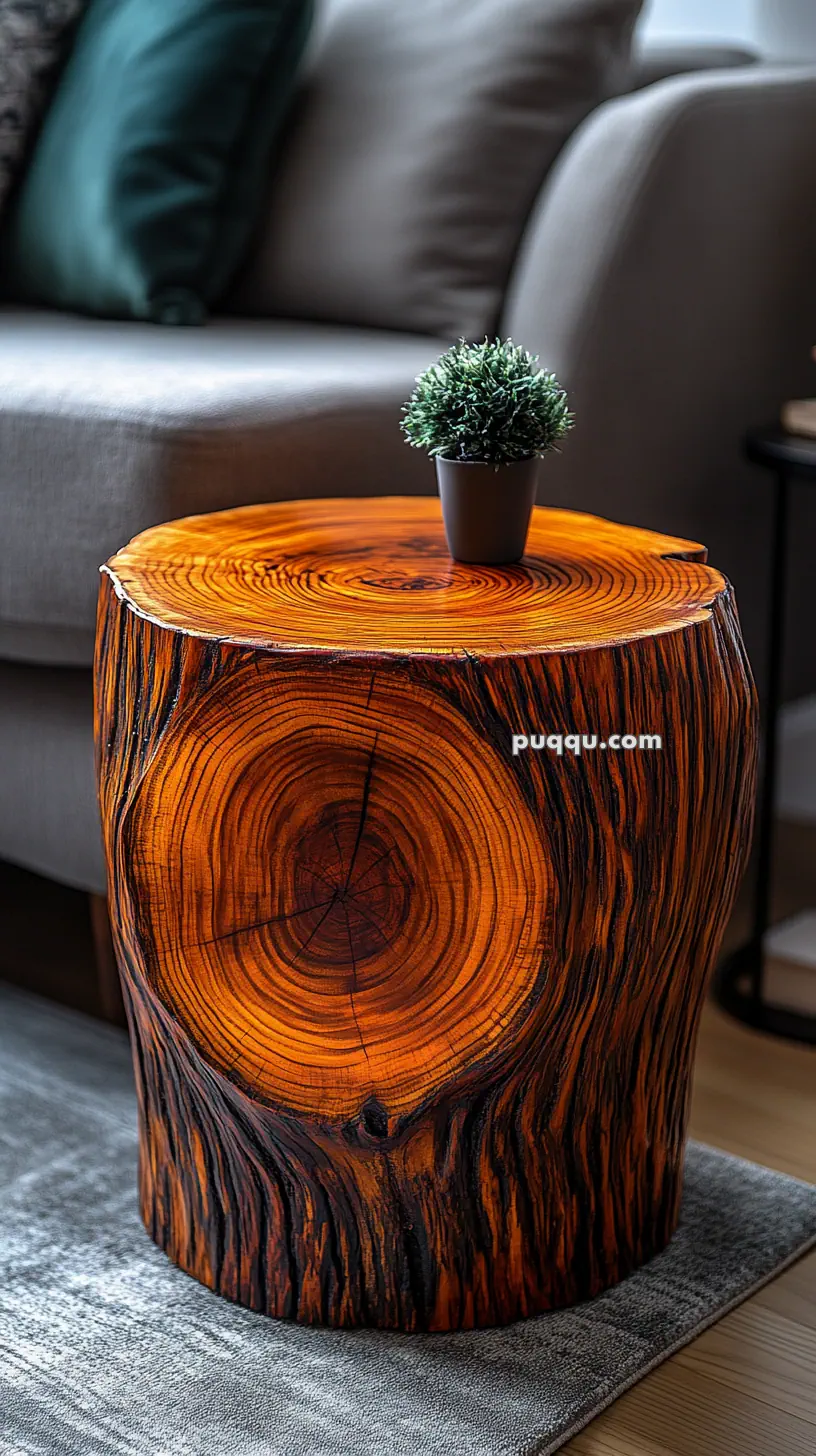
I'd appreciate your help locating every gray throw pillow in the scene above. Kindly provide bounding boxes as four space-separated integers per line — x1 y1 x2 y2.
231 0 643 339
0 0 86 215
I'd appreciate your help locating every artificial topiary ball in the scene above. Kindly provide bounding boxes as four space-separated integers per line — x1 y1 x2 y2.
401 337 573 465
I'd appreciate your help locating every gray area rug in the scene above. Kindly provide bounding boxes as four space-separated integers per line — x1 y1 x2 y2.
2 984 816 1456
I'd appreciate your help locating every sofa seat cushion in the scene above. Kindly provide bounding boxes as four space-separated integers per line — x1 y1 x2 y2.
0 661 104 892
0 308 440 668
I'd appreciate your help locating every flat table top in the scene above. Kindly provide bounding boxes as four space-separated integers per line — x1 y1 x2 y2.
747 427 816 480
104 497 726 658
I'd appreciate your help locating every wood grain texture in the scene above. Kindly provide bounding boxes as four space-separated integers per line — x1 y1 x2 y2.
103 496 719 655
95 498 758 1331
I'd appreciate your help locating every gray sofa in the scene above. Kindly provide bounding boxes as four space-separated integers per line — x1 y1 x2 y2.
2 44 816 897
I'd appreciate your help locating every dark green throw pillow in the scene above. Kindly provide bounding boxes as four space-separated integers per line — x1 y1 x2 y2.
0 0 313 323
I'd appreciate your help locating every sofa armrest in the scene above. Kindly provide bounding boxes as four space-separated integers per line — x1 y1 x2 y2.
629 41 759 91
503 66 816 690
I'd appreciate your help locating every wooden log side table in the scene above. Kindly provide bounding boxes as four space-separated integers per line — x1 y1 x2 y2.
95 497 758 1332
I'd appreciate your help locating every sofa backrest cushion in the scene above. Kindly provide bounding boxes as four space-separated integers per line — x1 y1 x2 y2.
231 0 642 340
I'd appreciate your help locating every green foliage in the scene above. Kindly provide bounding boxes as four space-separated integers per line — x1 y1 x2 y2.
401 338 573 465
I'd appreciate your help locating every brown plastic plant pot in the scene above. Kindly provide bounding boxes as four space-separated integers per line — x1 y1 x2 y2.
435 456 540 564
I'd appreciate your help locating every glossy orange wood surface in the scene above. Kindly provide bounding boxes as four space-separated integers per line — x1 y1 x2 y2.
107 496 719 654
95 497 758 1331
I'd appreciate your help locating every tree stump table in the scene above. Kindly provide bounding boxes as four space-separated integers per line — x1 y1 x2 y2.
95 497 758 1332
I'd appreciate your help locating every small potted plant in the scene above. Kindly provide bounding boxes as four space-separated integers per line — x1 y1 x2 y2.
401 337 573 564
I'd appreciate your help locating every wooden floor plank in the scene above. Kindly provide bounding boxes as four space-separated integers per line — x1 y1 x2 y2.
674 1300 816 1426
758 1255 816 1332
568 1363 816 1456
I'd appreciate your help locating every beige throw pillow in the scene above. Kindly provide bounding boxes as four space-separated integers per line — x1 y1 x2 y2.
231 0 642 339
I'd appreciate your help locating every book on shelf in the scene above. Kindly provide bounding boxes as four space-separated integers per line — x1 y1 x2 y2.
782 398 816 439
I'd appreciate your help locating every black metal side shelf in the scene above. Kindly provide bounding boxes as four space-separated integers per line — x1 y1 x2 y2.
714 426 816 1046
